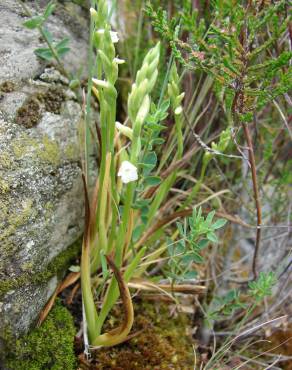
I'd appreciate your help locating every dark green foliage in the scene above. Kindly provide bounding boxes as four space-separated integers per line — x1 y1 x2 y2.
146 0 291 119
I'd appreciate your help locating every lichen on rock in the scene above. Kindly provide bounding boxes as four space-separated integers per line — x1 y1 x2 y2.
0 0 90 348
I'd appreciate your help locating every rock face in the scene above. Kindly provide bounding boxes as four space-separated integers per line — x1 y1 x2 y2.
0 0 89 353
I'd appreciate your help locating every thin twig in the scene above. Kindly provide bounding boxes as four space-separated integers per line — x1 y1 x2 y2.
242 122 262 280
231 9 262 280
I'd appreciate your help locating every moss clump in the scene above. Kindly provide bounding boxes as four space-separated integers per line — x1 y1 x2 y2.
15 97 41 128
0 81 15 93
5 300 77 370
88 300 194 369
42 86 66 114
14 86 66 128
0 238 81 298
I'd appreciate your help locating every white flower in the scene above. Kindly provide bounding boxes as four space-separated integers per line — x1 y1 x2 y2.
118 161 138 184
92 78 110 88
97 29 119 43
175 106 183 115
113 57 126 64
110 31 119 43
90 8 98 19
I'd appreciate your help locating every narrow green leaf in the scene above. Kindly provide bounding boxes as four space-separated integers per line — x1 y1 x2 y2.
151 138 165 145
183 270 197 279
141 151 157 175
23 16 44 29
55 37 70 49
42 27 53 43
160 99 170 112
34 48 54 60
144 176 161 187
44 1 56 19
56 47 70 57
207 232 218 243
132 225 144 242
212 218 227 229
197 239 209 249
206 210 215 224
100 251 108 279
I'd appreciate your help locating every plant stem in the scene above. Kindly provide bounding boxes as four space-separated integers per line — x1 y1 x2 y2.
241 122 262 280
231 7 262 280
81 175 99 342
18 0 69 79
38 27 69 79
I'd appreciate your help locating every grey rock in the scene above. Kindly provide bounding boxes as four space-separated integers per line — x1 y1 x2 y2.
0 0 90 348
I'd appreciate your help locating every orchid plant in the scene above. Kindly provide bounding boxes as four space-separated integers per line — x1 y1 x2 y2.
80 0 230 350
81 0 162 347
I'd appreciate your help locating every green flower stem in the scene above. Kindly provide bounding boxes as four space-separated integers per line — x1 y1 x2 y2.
80 172 99 343
114 118 144 261
98 153 111 253
81 239 99 343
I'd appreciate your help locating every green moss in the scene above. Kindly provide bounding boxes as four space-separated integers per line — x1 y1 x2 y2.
4 300 76 370
0 238 81 298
